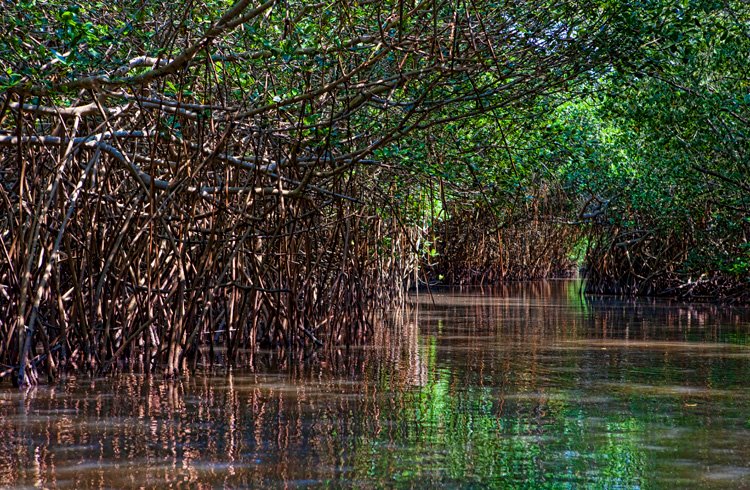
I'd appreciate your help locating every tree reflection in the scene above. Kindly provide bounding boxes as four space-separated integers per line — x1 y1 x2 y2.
0 281 749 487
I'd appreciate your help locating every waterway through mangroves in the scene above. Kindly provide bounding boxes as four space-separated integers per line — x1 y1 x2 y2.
2 280 750 488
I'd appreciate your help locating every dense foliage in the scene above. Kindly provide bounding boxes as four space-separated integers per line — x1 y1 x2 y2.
568 1 750 299
0 0 748 384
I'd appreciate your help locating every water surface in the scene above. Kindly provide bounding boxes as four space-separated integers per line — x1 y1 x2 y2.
2 281 750 488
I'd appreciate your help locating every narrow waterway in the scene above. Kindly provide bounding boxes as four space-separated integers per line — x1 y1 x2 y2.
2 281 750 488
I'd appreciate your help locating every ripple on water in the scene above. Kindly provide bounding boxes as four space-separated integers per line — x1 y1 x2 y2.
1 281 749 488
565 339 750 350
597 382 727 397
703 466 750 481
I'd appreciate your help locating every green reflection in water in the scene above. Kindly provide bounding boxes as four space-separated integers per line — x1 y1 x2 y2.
0 280 749 488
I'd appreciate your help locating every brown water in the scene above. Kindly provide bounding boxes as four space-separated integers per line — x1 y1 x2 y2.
2 280 750 488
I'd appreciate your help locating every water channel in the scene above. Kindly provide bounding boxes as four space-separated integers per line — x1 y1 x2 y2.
1 280 749 488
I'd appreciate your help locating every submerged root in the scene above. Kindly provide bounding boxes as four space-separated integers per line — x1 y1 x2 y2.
0 125 412 385
429 187 581 284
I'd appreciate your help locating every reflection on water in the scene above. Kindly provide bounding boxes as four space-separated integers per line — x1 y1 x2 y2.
2 280 750 488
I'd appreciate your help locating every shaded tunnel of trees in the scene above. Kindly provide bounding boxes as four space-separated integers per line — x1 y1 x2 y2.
0 0 748 385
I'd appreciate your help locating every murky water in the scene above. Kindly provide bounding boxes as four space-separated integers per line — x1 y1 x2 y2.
2 281 750 488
